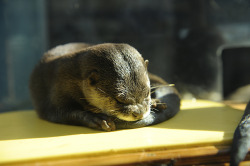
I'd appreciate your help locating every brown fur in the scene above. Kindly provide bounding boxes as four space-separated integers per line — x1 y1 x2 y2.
30 43 180 131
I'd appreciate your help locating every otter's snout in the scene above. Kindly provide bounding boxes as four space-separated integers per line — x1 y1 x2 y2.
132 111 144 119
117 104 150 121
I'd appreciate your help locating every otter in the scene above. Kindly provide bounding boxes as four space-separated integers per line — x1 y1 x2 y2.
29 43 180 131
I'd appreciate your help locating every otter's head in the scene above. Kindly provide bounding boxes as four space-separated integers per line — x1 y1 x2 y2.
81 43 151 121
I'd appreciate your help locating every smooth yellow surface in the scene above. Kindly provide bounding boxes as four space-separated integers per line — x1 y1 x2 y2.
0 100 244 164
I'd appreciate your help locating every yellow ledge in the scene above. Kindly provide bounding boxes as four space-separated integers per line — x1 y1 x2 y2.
0 100 244 165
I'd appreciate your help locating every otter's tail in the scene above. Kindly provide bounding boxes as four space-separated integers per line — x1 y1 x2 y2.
151 85 181 125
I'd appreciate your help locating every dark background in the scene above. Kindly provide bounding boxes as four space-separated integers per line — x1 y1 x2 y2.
1 0 250 112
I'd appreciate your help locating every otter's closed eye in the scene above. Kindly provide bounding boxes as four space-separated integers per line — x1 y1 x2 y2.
115 98 124 105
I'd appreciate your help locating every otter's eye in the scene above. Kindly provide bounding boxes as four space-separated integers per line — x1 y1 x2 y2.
115 98 124 105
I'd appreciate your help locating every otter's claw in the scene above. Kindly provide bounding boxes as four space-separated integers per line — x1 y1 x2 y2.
151 99 167 111
92 115 116 132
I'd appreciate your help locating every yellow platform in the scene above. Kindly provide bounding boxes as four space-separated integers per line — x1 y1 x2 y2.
0 100 244 165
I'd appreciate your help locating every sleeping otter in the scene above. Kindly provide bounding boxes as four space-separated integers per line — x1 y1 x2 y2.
29 43 180 131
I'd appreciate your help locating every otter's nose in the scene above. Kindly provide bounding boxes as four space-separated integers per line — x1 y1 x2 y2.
132 111 143 120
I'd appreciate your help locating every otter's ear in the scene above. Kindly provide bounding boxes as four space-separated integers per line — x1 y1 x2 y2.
88 70 99 85
144 60 149 69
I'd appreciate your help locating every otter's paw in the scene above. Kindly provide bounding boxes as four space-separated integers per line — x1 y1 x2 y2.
91 115 116 132
151 99 167 111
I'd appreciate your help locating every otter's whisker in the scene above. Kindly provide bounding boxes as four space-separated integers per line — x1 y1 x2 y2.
80 97 104 100
150 90 157 94
150 84 175 89
155 103 167 105
96 87 108 94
